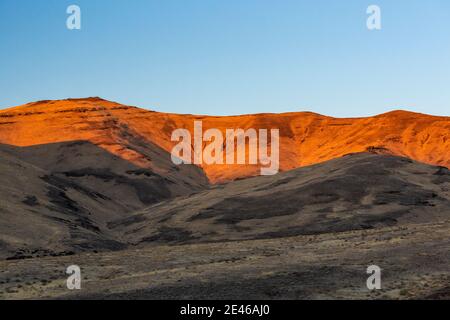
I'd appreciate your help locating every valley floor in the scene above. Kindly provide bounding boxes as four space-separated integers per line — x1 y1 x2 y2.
2 220 450 300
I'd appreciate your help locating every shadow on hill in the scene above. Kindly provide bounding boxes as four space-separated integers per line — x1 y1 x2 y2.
0 140 208 209
0 140 211 259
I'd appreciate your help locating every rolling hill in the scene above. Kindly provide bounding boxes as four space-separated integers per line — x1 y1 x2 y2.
110 153 450 245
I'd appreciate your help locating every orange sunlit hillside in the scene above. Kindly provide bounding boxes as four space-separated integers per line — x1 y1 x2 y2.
0 97 448 183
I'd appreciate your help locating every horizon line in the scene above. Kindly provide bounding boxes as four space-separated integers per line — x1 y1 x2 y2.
1 96 449 119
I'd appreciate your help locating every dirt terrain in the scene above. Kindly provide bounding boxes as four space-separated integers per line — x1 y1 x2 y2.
1 220 449 300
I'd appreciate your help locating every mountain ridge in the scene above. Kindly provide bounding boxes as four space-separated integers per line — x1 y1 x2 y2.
1 97 446 118
0 97 449 183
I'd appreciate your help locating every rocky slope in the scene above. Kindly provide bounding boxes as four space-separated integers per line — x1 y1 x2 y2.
0 140 207 260
111 153 450 245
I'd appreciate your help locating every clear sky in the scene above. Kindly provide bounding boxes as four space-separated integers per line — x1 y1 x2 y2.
0 0 449 116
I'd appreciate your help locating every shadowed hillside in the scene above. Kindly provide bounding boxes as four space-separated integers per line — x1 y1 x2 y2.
111 153 450 245
0 141 208 260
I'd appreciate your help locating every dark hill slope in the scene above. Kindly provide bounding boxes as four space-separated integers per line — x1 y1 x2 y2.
111 153 450 245
0 141 208 259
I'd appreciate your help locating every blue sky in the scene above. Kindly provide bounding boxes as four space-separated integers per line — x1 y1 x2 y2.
0 0 449 116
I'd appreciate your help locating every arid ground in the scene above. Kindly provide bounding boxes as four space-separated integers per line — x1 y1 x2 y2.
1 220 450 300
